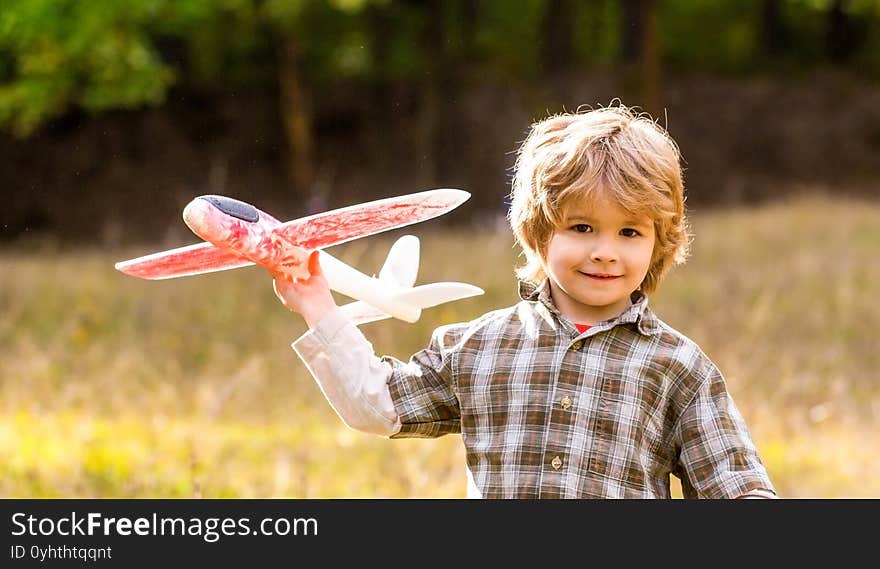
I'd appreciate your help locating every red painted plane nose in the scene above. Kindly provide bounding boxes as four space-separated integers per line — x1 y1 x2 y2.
181 195 289 272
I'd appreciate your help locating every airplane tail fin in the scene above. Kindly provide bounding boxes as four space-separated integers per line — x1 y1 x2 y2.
339 235 483 326
377 234 419 287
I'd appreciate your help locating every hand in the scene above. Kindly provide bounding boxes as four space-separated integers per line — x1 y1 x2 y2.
271 250 338 328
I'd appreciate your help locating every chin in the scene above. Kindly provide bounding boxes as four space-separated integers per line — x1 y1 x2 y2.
573 294 614 308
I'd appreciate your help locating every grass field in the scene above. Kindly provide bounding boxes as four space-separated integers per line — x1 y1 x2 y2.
1 193 878 498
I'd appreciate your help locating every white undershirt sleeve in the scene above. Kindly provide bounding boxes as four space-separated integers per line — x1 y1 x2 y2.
292 307 402 437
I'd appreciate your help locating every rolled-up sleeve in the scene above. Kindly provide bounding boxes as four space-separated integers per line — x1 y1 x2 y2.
293 308 401 437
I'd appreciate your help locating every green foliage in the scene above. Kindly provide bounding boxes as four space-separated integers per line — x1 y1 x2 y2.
661 0 880 73
379 4 423 79
661 0 764 73
475 0 545 79
0 0 371 136
0 0 173 136
1 0 878 137
573 0 619 67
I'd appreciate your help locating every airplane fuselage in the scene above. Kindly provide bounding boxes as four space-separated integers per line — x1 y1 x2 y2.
183 195 421 322
183 196 311 279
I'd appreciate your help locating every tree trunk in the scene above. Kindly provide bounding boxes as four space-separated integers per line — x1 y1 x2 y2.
541 0 575 77
276 35 315 198
621 0 642 63
620 0 662 117
760 0 788 58
827 0 855 61
418 0 455 187
461 0 479 65
367 2 392 171
640 0 661 117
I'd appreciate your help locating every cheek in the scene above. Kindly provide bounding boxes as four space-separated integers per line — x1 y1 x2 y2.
631 240 657 272
546 236 580 266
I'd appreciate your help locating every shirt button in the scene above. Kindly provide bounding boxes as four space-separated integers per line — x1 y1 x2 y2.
571 340 584 351
560 396 572 410
551 456 563 470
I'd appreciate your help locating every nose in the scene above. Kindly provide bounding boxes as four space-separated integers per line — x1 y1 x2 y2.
589 235 618 263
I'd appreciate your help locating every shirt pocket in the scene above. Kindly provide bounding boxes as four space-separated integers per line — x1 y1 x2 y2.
586 363 669 490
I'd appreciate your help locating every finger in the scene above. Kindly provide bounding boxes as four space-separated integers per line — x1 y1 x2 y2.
270 268 294 284
307 250 322 277
272 273 291 292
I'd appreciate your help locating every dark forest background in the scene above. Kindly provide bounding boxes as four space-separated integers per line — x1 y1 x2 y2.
2 0 880 246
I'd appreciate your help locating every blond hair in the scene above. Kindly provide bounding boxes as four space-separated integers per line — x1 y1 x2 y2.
508 104 690 294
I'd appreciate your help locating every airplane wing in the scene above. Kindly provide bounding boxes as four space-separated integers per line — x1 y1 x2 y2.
115 189 470 281
115 242 254 280
269 188 469 250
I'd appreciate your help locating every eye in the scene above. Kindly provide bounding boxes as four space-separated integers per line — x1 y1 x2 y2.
571 224 592 233
620 228 641 237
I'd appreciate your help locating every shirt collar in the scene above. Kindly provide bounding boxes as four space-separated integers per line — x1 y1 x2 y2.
517 279 661 337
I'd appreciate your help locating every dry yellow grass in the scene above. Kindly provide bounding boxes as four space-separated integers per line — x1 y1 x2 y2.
1 193 878 497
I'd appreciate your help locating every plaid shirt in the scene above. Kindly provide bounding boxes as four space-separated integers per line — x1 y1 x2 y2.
383 280 776 499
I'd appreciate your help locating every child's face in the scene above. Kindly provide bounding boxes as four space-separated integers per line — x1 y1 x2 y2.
544 194 656 324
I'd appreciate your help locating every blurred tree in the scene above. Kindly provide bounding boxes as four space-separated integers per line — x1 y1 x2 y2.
263 0 318 197
417 0 472 187
827 0 852 60
224 0 373 197
4 0 879 142
573 0 618 68
661 0 760 74
540 0 575 77
825 0 871 63
848 0 880 75
0 0 174 137
0 0 378 198
3 0 880 231
761 0 789 58
639 0 660 116
621 0 661 116
620 0 642 63
416 0 447 185
474 0 543 80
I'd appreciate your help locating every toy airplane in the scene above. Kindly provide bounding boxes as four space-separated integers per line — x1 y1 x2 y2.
115 189 484 326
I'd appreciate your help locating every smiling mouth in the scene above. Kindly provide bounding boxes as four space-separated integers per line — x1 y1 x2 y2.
580 272 622 280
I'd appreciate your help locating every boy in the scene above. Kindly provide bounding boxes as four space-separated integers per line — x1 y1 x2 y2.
271 105 777 499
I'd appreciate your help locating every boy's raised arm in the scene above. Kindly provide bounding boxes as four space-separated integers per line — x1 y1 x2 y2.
271 251 402 437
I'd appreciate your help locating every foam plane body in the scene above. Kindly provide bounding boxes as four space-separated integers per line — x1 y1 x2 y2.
115 189 484 326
